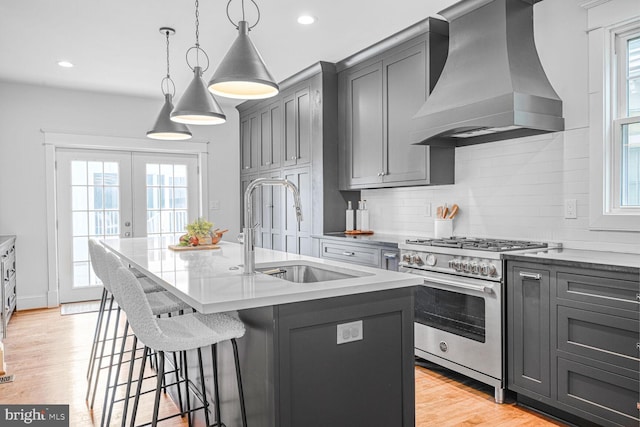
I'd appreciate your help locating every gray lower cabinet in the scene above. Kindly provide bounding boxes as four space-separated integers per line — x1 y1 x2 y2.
507 261 640 427
337 17 454 190
238 287 415 427
317 238 399 271
508 265 551 398
0 236 17 339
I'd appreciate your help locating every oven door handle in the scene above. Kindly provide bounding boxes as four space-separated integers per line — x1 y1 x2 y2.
408 270 495 295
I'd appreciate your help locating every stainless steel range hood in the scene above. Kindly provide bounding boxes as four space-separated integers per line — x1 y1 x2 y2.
412 0 564 147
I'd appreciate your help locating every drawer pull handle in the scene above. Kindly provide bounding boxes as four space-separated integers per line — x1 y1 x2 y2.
383 253 397 259
519 272 541 280
342 251 355 256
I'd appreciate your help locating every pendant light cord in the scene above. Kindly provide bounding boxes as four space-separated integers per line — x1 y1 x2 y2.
161 29 176 97
185 0 209 72
226 0 260 29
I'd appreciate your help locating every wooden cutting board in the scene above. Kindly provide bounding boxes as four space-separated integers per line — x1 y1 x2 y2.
168 244 220 251
344 230 374 235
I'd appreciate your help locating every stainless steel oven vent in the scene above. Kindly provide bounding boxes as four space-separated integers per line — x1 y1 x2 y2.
412 0 564 147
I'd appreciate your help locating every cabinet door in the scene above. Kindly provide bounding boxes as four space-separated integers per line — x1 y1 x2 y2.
283 167 311 255
383 42 430 183
241 112 259 173
283 88 311 168
259 170 282 250
345 62 384 187
260 101 282 170
508 264 551 398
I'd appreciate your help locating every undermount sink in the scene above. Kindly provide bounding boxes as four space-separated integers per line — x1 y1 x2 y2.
257 263 363 283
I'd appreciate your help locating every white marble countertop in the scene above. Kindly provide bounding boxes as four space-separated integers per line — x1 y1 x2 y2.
102 237 422 314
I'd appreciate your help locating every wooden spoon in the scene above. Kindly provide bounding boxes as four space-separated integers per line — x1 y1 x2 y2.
436 206 443 219
448 204 459 219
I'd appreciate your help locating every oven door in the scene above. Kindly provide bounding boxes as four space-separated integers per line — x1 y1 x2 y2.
401 267 502 380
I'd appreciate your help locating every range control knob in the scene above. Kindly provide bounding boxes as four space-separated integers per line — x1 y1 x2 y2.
412 255 424 266
462 261 471 272
452 259 462 271
425 254 437 266
470 263 480 274
480 264 489 276
402 254 412 263
488 264 498 276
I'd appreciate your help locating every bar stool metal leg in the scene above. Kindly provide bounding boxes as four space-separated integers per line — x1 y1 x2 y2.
196 348 211 427
120 335 139 427
87 288 108 379
211 344 222 427
130 346 149 427
231 338 248 427
151 351 165 427
88 294 115 406
105 320 129 427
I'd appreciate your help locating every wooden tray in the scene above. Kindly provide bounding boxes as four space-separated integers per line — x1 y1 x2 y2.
344 230 374 235
168 244 220 251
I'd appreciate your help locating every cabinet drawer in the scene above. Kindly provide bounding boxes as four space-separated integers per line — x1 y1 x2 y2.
557 357 639 427
556 272 639 313
558 305 639 372
320 242 380 267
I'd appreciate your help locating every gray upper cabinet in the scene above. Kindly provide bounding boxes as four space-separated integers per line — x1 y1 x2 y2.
240 112 259 173
259 101 282 170
283 87 311 167
237 62 345 256
344 62 384 187
338 18 453 190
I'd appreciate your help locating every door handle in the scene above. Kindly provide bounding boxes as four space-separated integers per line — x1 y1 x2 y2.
124 221 131 227
519 272 541 280
124 232 131 237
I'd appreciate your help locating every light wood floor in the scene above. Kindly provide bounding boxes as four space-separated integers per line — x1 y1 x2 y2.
2 308 567 426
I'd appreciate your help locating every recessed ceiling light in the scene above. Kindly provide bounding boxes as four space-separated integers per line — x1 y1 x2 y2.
57 61 74 68
297 15 316 25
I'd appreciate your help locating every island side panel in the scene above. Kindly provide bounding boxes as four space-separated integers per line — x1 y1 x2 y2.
277 287 415 427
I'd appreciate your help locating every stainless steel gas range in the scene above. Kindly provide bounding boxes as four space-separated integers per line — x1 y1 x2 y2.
398 237 557 403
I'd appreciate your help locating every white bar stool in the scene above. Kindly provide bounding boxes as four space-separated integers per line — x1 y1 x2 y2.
110 266 248 427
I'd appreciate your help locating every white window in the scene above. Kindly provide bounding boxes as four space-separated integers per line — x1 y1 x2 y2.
588 16 640 231
613 30 640 210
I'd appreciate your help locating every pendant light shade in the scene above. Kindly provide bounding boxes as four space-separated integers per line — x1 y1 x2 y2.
147 93 192 140
147 27 193 140
208 21 278 100
171 66 226 125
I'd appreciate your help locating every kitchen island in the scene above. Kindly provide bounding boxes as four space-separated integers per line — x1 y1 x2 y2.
103 237 422 427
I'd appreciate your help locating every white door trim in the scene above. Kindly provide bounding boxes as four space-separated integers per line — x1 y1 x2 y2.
43 131 209 307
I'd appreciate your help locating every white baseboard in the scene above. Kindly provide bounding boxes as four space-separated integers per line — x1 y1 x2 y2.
17 295 49 310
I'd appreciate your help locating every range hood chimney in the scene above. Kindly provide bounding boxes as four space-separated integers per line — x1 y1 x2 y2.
412 0 564 147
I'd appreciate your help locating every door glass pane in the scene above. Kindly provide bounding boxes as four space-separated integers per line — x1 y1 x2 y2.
415 286 486 343
146 162 190 242
70 160 120 288
621 122 640 206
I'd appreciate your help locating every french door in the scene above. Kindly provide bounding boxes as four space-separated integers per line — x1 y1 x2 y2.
56 149 199 303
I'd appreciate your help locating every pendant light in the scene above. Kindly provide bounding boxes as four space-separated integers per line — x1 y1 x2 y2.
171 0 226 125
207 0 279 100
147 28 192 140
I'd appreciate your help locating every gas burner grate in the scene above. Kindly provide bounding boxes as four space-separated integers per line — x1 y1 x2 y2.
405 237 548 252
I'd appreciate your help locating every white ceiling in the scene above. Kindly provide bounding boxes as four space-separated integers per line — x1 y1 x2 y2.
0 0 457 103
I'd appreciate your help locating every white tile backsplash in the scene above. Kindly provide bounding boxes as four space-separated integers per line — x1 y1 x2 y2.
362 129 640 254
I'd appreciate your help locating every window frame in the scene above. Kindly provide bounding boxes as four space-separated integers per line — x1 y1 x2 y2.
588 18 640 231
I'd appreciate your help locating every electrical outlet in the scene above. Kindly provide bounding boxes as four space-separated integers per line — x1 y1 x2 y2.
565 199 577 219
336 320 363 345
425 202 432 217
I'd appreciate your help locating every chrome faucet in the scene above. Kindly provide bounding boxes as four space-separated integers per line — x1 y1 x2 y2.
242 178 303 275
